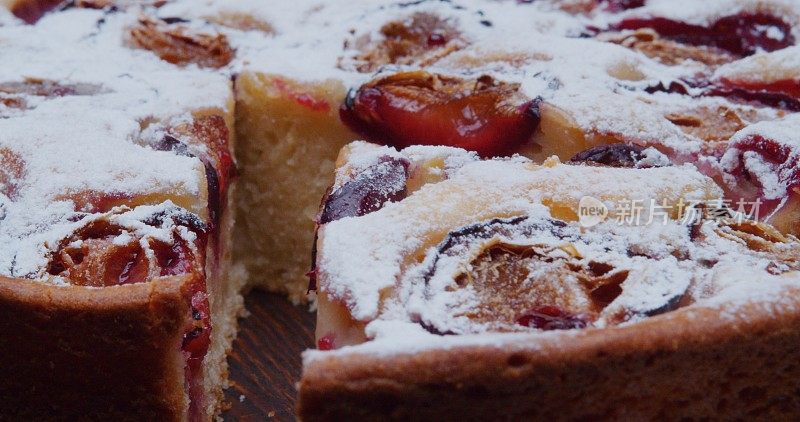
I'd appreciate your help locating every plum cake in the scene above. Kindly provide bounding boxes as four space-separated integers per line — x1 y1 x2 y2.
1 0 800 420
0 6 242 421
205 0 800 303
303 142 800 420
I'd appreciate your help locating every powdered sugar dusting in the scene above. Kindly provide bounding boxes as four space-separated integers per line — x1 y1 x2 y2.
315 143 800 356
715 46 800 83
0 7 231 280
318 148 723 321
721 114 800 200
2 0 800 362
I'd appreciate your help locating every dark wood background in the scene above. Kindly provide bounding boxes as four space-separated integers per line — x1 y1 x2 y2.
223 291 315 420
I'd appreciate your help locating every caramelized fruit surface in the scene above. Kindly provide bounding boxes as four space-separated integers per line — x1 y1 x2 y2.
46 207 206 287
611 13 794 57
349 12 464 72
318 156 410 224
417 217 645 334
161 115 235 228
129 16 235 69
341 71 540 157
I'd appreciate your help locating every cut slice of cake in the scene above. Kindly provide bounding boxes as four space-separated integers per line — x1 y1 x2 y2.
301 142 800 419
0 8 242 420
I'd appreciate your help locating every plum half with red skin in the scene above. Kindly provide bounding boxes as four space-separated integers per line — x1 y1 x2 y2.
568 143 669 168
516 306 591 331
8 0 64 24
129 16 235 69
46 209 207 287
617 13 798 110
340 71 542 158
351 12 463 73
723 135 800 230
642 76 800 112
317 156 410 224
612 13 794 57
155 115 235 230
309 156 410 291
707 79 800 112
46 207 212 420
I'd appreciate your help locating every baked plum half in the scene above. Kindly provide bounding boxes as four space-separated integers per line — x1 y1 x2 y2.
721 133 800 236
45 205 212 420
611 12 794 57
340 71 541 158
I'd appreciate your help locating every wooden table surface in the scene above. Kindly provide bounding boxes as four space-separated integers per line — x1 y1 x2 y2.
223 290 315 421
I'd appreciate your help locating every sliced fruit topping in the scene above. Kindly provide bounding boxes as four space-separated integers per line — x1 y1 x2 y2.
600 0 645 12
600 28 735 66
719 78 800 99
516 306 590 331
705 79 800 112
129 16 235 68
611 13 794 57
690 203 800 261
9 0 64 24
311 156 410 291
318 156 410 224
414 214 708 333
717 218 797 252
568 143 668 168
641 76 800 112
416 217 642 333
0 96 26 111
448 242 618 330
341 71 541 157
664 105 755 144
721 134 800 234
348 12 464 72
160 115 235 228
723 134 799 199
46 206 207 287
0 148 26 200
0 78 106 114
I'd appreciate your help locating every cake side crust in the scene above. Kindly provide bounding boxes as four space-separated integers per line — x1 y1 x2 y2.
0 275 195 420
299 288 800 420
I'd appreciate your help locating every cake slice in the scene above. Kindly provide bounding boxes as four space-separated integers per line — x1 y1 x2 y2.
0 8 242 420
301 142 800 419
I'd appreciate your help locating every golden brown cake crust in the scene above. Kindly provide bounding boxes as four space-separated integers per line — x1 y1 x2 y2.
298 288 800 420
0 274 196 421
